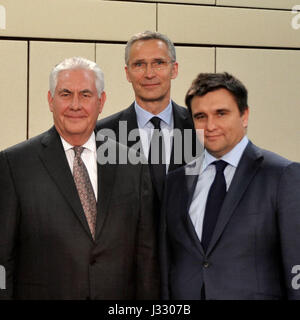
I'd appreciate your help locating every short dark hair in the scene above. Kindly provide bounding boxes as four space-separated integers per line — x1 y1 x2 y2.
185 72 248 115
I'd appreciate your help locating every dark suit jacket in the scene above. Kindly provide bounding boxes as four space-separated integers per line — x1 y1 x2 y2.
96 101 200 203
0 126 159 300
161 141 300 300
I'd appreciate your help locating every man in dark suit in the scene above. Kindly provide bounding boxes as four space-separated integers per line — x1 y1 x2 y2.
0 57 159 300
161 72 300 300
97 31 199 205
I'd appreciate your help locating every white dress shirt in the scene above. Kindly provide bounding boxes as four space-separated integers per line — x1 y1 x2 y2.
60 132 98 200
188 135 249 242
134 101 174 173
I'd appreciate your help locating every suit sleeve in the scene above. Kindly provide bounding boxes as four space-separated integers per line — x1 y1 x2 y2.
277 162 300 299
0 151 20 299
135 163 160 299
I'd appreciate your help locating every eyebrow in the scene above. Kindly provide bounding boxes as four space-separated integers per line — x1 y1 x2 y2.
132 57 167 63
58 88 72 94
193 111 205 118
80 89 93 94
215 108 230 113
57 89 93 94
193 108 230 117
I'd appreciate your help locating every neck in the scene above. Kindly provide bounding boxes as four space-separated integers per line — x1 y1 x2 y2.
136 97 171 115
58 131 92 147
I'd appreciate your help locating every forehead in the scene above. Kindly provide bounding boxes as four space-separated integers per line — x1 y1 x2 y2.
56 68 96 89
129 39 169 60
191 88 239 112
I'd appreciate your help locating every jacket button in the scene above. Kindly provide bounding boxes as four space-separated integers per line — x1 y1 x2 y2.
203 261 210 268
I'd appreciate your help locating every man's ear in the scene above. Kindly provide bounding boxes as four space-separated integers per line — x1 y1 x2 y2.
171 62 178 80
98 91 106 114
125 65 132 83
48 91 54 112
242 107 249 129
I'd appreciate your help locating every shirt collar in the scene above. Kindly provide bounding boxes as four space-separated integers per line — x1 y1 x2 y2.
60 131 96 152
202 135 249 172
134 100 173 128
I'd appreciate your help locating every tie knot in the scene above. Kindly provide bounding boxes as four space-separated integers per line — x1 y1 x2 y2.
150 116 161 130
73 146 84 157
213 160 228 173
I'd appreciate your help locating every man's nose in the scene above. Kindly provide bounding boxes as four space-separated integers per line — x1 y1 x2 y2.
70 94 81 110
144 63 155 78
206 117 217 131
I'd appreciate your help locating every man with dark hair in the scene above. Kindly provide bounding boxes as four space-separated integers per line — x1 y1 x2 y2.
0 57 159 300
161 72 300 300
97 31 199 210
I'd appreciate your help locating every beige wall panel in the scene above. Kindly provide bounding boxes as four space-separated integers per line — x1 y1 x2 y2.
158 4 300 48
0 41 27 150
172 47 215 107
217 0 295 10
96 44 134 119
216 48 300 162
29 41 95 138
0 0 155 41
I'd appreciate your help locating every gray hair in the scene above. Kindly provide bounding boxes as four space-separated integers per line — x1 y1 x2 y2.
49 57 104 97
125 31 176 65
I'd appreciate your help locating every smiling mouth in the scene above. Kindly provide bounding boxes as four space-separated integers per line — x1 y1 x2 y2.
142 83 160 88
66 115 86 119
205 135 222 140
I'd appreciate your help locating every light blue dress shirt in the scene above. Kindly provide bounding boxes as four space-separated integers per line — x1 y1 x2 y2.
189 135 249 242
134 101 174 172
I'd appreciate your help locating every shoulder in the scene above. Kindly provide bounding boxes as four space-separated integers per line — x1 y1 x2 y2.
96 103 134 131
172 101 189 116
1 129 51 158
244 142 300 181
250 142 294 168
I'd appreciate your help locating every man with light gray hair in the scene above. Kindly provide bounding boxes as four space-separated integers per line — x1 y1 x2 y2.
0 56 159 300
97 31 199 223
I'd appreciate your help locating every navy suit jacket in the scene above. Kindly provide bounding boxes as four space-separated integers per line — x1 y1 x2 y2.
96 101 200 203
161 141 300 300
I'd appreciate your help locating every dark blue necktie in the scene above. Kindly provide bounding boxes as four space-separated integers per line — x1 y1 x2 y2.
202 160 228 253
148 116 166 200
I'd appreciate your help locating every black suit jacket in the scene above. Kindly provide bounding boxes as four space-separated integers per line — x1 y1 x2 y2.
161 141 300 300
0 126 159 300
96 101 200 202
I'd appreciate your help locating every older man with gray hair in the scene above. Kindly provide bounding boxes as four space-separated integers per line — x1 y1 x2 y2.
0 57 159 300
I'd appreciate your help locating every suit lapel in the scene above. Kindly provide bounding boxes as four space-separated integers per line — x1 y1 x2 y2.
39 126 92 239
206 142 263 255
168 102 190 172
94 137 117 239
184 155 205 255
120 103 140 149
